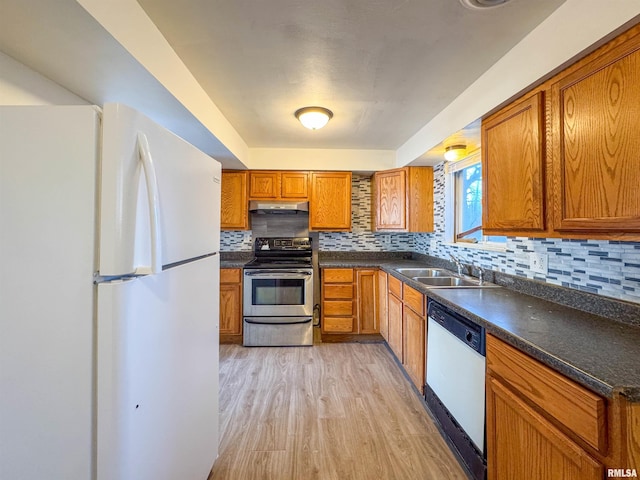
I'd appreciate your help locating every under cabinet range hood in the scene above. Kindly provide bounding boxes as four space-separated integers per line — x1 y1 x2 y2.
249 200 309 214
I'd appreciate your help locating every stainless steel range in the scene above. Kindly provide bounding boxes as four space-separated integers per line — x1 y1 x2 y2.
243 237 313 346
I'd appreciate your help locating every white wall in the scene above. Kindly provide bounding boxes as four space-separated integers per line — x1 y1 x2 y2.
0 52 88 105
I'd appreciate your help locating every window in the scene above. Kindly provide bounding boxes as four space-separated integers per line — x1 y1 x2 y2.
448 153 506 246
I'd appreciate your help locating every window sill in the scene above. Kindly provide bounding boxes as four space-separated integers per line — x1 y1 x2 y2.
442 241 506 253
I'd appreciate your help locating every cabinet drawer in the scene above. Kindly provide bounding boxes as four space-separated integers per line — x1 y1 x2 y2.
323 284 353 299
323 268 354 283
402 285 424 316
323 317 354 333
388 275 402 298
221 268 241 284
486 335 607 453
323 300 353 316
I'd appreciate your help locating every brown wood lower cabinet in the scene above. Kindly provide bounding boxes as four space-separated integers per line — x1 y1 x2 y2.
486 334 640 479
220 268 242 342
384 275 426 392
377 270 389 341
321 267 379 335
403 304 425 391
487 376 603 480
387 276 403 361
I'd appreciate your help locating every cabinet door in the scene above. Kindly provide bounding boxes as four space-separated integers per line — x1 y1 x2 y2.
220 171 249 230
220 283 242 335
406 167 434 233
403 306 425 392
249 171 279 199
482 92 546 234
309 172 352 231
377 271 388 341
374 169 406 230
551 30 640 234
487 376 603 480
356 269 378 334
281 171 309 199
387 293 403 362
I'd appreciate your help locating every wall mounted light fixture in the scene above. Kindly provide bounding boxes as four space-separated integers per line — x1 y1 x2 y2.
295 106 333 130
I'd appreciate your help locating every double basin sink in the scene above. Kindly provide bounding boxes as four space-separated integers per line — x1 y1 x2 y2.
394 267 499 289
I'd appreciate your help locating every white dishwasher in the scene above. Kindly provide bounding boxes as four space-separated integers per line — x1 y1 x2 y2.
425 300 486 480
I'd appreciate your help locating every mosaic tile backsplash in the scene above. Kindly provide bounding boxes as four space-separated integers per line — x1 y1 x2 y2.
221 170 640 304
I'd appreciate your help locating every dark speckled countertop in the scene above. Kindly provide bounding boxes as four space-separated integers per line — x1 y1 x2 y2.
320 255 640 402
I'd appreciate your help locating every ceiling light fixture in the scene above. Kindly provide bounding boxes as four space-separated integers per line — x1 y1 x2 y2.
460 0 511 10
444 144 467 161
295 106 333 130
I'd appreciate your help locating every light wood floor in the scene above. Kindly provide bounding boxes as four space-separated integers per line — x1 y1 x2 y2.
208 342 468 480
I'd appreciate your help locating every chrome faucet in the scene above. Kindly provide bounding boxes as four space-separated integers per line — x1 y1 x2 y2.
450 254 465 276
476 265 485 285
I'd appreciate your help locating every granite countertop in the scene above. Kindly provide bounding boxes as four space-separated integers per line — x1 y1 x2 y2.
319 256 640 401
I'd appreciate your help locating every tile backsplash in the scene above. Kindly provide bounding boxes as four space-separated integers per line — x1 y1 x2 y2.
221 169 640 304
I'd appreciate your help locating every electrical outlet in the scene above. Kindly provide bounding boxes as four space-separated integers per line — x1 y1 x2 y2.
382 234 391 245
530 252 548 274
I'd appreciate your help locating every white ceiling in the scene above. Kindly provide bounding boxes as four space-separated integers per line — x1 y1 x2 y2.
137 0 566 150
2 1 639 169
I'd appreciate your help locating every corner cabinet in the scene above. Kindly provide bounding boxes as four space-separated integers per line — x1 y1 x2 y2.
482 92 547 235
372 167 434 232
309 172 352 231
550 26 640 235
221 171 249 230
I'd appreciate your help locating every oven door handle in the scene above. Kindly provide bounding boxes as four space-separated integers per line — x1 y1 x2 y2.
244 270 312 276
244 317 312 325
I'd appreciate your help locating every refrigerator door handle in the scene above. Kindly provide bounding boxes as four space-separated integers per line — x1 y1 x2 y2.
135 132 162 275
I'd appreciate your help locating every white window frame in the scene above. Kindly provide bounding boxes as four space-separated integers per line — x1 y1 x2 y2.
444 151 506 252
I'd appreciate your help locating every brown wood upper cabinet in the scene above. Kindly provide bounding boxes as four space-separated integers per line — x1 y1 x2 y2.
481 23 640 240
248 170 309 200
550 26 640 235
482 92 546 235
309 171 352 231
221 170 249 230
372 167 434 232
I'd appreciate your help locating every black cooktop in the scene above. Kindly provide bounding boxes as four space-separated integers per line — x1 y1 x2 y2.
244 237 313 269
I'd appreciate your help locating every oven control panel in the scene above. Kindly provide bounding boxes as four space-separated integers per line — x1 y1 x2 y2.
255 237 311 251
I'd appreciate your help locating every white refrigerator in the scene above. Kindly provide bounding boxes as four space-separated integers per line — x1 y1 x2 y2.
0 104 221 480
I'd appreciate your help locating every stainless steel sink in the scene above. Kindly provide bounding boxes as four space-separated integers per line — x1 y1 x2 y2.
394 267 451 277
413 276 500 288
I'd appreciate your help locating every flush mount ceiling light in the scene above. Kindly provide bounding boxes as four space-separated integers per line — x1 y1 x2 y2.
460 0 512 10
444 144 467 161
295 106 333 130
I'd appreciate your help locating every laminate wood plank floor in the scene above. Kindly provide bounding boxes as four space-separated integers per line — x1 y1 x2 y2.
208 343 468 480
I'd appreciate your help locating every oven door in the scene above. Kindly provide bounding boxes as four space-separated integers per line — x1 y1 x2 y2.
243 269 313 317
